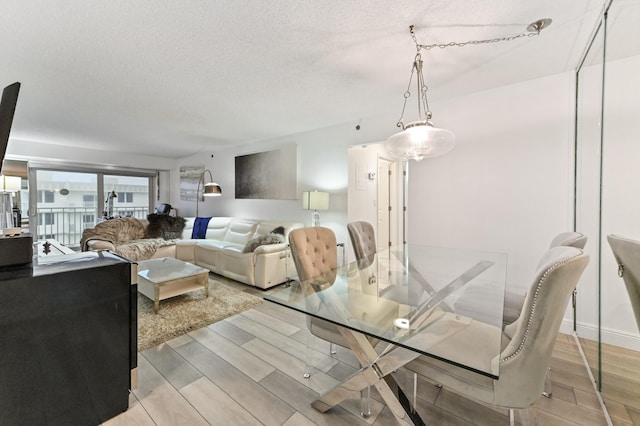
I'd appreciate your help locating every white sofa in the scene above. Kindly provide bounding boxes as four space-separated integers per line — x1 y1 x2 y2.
176 217 303 289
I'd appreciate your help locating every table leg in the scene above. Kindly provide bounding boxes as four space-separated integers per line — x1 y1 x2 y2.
203 274 209 298
154 286 160 314
311 325 423 424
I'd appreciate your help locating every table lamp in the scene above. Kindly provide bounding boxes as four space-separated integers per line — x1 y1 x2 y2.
302 190 329 227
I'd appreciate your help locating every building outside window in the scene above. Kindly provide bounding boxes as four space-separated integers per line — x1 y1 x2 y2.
39 212 55 225
30 168 154 248
38 190 55 203
117 192 133 203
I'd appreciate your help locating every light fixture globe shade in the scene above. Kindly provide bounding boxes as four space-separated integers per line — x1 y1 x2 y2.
203 182 222 196
385 122 455 161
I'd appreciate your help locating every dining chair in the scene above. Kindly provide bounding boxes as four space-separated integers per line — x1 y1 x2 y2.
606 234 640 333
503 231 588 325
347 221 377 268
288 226 373 417
502 231 588 399
404 245 589 425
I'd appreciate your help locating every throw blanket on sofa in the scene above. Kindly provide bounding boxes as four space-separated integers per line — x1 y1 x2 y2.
114 238 175 261
80 217 147 251
192 217 212 239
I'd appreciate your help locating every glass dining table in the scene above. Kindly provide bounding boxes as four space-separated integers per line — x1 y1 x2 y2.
264 244 508 424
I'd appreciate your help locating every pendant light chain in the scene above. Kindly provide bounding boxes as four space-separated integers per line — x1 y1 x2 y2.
409 21 546 52
396 20 551 128
387 19 551 161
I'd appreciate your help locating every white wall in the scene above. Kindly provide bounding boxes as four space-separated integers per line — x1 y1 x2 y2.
172 121 383 246
406 71 577 326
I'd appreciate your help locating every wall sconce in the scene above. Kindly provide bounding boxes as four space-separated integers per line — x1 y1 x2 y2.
196 169 222 216
302 190 329 227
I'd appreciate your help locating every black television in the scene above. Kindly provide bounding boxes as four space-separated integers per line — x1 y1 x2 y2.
0 82 21 172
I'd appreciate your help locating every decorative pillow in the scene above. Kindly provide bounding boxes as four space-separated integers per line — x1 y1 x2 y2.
146 214 186 240
242 226 286 253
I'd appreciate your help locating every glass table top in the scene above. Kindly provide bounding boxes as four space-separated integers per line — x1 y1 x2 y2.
265 244 508 378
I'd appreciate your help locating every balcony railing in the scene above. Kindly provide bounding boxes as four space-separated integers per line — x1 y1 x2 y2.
34 206 150 248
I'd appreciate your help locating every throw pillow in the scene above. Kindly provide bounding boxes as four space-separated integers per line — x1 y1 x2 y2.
146 214 187 240
242 226 286 253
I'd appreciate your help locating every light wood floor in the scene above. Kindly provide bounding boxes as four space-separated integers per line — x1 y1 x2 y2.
103 279 621 426
581 338 640 425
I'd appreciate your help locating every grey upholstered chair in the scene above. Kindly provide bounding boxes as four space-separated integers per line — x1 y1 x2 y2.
404 246 589 425
347 221 377 268
502 231 588 399
288 226 373 416
607 234 640 333
503 231 588 325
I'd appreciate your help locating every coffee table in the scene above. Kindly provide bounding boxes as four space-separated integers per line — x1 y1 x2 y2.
137 257 209 313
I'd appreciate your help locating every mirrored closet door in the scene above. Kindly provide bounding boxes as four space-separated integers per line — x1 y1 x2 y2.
576 0 640 421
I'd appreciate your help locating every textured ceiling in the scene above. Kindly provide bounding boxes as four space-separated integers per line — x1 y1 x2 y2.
0 0 611 158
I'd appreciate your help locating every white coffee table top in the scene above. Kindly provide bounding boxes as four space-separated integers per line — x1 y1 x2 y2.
138 257 209 284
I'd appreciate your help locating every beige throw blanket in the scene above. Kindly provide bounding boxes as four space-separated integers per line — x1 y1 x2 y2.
80 217 175 261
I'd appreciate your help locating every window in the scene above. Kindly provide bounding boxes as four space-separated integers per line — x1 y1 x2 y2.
83 194 96 207
30 166 154 247
39 212 55 225
38 190 54 203
117 192 133 203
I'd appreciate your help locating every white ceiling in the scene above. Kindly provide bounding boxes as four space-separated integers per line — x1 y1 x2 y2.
0 0 612 159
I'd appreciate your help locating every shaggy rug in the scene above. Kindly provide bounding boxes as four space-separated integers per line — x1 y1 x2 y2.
137 278 263 351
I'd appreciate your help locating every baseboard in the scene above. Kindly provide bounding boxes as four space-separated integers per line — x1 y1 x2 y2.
560 319 640 351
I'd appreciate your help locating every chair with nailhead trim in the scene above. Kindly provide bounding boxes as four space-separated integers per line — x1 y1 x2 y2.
403 246 589 425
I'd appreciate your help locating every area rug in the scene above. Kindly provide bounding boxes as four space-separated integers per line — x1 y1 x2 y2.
137 278 263 351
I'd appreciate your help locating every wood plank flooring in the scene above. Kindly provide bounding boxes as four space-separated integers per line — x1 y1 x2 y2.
103 278 623 426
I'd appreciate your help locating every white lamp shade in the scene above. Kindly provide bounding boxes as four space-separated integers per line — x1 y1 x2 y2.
302 191 329 210
385 122 455 161
0 175 21 192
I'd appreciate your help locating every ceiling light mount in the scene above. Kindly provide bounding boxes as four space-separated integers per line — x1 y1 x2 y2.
527 18 553 34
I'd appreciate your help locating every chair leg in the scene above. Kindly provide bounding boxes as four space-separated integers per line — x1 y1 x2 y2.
542 367 552 398
330 342 337 355
304 332 316 379
510 407 537 426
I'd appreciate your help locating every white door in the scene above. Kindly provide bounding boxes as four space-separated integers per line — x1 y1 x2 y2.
377 158 401 251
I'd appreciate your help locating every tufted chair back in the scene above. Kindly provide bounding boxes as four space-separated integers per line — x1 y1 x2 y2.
347 221 377 268
288 227 338 282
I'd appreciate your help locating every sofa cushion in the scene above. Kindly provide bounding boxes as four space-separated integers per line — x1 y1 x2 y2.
182 217 233 240
242 226 286 253
224 219 259 245
146 214 186 240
